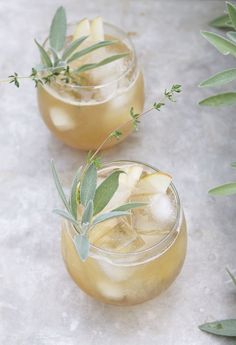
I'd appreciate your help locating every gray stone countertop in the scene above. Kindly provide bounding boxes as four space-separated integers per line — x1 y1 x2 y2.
0 0 235 344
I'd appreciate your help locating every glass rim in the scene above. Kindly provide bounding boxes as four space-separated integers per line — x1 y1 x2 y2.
87 160 182 258
41 21 137 90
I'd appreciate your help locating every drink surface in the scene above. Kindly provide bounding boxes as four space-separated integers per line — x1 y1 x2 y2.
61 162 187 305
37 31 145 150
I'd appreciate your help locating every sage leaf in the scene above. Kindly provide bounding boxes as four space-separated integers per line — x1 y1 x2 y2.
51 160 70 212
93 211 130 225
62 36 89 60
209 14 233 29
53 209 80 229
34 39 53 67
67 40 116 63
112 202 147 212
49 47 59 66
227 2 236 30
201 31 236 56
209 182 236 196
199 68 236 88
226 268 236 287
231 161 236 168
199 319 236 337
81 200 94 226
74 234 89 261
49 6 67 51
93 170 125 215
227 31 236 43
70 166 82 220
199 92 236 106
75 53 128 74
80 163 97 206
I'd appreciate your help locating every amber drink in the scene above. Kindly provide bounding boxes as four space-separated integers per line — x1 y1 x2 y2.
37 20 144 150
61 161 187 306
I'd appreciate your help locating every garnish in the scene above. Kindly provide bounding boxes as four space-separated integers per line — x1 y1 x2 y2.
0 7 129 87
51 85 182 260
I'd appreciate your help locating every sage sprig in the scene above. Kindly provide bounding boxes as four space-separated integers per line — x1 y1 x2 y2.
209 161 236 196
0 6 129 87
52 84 182 260
199 2 236 106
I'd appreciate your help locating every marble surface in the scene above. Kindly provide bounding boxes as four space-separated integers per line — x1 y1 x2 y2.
0 0 236 344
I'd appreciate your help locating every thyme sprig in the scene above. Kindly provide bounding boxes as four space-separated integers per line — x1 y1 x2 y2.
52 84 182 261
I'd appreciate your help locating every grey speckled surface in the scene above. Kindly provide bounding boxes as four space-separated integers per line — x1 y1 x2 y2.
0 0 236 344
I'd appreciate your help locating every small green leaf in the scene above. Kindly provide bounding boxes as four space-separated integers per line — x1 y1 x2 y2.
75 53 128 74
93 211 130 225
231 161 236 168
199 68 236 87
201 31 236 56
51 160 70 212
62 36 88 60
227 2 236 30
34 39 53 67
67 40 116 63
49 47 59 66
112 202 147 212
81 200 94 226
93 170 125 215
227 31 236 43
49 6 67 51
209 14 233 29
209 182 236 196
80 163 97 206
199 92 236 106
74 234 89 261
70 166 82 220
53 209 80 229
226 268 236 287
199 319 236 337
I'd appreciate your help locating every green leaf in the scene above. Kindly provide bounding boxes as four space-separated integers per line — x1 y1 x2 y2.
93 211 130 225
209 182 236 196
226 268 236 287
70 166 82 220
49 47 59 66
80 163 97 206
209 14 233 29
112 202 147 212
227 31 236 43
67 40 116 63
75 53 128 74
49 6 67 51
74 234 89 261
227 2 236 30
199 92 236 106
199 68 236 87
93 170 125 215
51 160 70 212
199 319 236 337
81 200 94 226
201 31 236 56
231 161 236 167
53 209 80 229
62 36 88 60
34 39 53 67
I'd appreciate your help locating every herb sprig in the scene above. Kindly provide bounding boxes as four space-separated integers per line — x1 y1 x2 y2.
0 6 129 88
52 85 182 261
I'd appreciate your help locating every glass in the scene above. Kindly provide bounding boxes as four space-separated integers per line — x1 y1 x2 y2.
37 23 145 150
61 161 187 306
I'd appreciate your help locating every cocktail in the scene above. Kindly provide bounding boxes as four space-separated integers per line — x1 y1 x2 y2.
36 8 144 150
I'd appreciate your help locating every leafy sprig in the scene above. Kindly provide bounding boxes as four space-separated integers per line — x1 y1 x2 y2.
52 85 181 260
199 2 236 106
0 6 129 88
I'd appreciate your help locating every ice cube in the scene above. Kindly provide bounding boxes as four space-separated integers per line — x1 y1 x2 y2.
96 280 125 301
150 193 176 231
98 260 135 281
50 108 76 131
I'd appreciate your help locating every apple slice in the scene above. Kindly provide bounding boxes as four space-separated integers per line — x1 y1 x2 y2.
73 18 90 41
90 16 104 41
89 218 117 244
135 172 172 195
